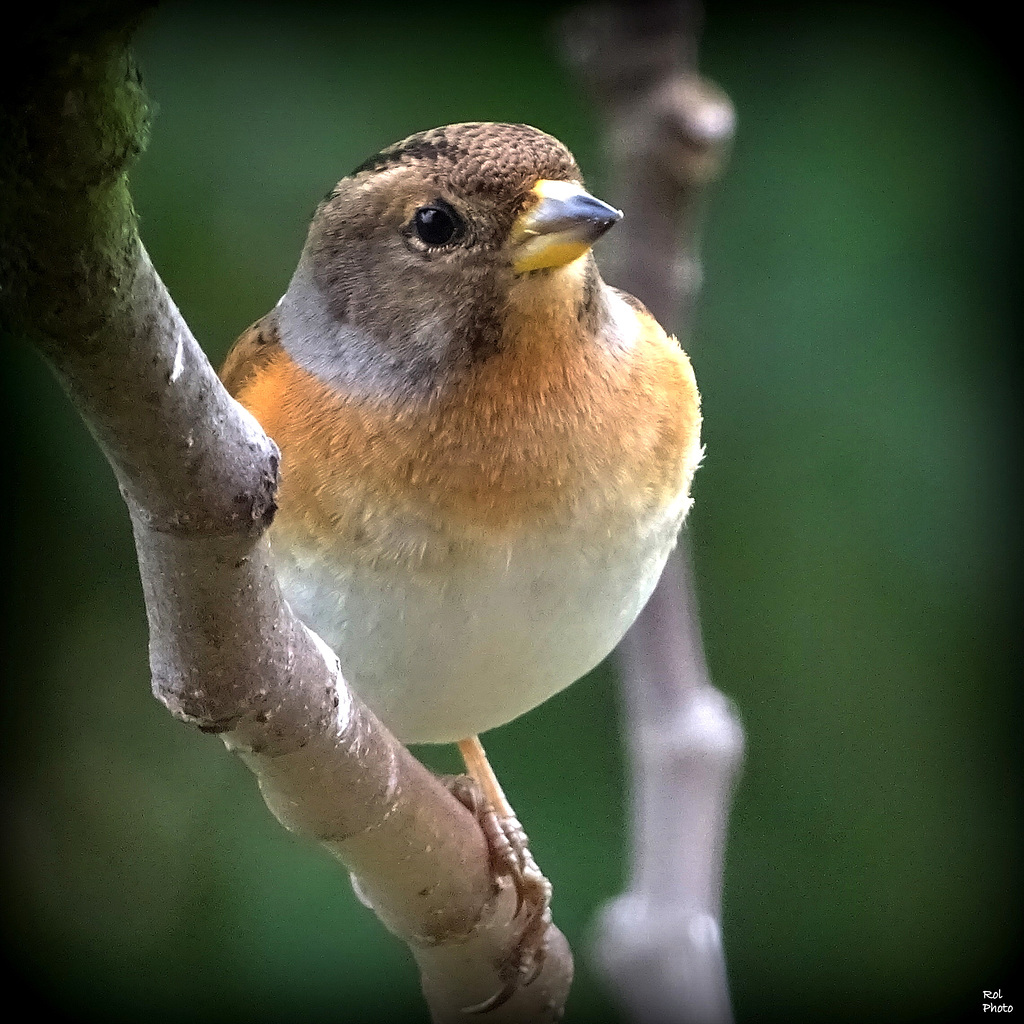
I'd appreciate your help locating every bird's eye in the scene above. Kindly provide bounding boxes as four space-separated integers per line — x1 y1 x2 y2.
412 203 462 247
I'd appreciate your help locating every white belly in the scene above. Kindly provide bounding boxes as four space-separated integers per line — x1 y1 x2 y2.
272 497 687 743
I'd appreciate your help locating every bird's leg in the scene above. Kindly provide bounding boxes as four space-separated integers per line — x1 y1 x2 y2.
454 738 551 925
446 735 553 1011
457 735 514 816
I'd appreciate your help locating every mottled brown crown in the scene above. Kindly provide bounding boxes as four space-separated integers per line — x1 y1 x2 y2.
350 122 582 200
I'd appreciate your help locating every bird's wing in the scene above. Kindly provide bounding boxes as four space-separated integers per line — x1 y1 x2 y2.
220 312 284 398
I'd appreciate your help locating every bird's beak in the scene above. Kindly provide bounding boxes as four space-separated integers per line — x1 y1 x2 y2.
511 179 623 274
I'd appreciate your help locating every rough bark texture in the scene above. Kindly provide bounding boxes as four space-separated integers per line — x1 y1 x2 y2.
1 8 571 1020
561 4 745 1023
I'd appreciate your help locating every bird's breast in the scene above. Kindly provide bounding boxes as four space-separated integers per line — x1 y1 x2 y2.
231 302 701 741
237 303 700 564
270 478 689 743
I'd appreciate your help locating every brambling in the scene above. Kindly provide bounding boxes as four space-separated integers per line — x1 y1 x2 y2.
221 121 701 988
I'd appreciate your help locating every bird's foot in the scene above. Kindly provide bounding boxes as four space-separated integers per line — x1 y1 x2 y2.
445 774 553 1012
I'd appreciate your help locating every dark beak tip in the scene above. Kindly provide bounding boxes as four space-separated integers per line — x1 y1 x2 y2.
596 208 623 237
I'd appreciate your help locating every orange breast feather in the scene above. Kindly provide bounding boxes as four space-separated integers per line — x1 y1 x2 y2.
229 310 700 566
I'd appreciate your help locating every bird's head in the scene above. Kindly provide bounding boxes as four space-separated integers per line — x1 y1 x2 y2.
277 122 622 401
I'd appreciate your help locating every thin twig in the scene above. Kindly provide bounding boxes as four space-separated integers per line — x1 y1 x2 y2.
561 4 745 1022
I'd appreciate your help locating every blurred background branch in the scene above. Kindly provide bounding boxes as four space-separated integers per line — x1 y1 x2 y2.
562 4 743 1022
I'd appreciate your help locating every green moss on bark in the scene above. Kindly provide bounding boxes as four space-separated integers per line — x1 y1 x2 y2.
0 5 153 351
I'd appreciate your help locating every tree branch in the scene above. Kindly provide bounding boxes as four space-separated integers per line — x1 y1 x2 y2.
561 4 744 1022
1 9 571 1020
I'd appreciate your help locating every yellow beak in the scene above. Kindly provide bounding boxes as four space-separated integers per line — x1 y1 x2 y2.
511 179 622 274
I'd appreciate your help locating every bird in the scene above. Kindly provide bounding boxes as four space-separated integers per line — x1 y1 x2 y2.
220 121 702 998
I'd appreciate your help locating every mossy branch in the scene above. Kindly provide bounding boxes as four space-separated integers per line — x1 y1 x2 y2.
1 8 571 1020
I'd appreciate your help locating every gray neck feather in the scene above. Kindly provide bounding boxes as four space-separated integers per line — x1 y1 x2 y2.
277 258 446 404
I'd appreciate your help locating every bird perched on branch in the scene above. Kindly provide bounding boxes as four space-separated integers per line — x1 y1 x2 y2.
221 121 701 1001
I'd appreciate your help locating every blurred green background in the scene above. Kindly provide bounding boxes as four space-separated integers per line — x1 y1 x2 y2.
3 2 1019 1022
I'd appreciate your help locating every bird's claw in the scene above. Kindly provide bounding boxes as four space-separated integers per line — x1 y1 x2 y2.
444 775 553 1012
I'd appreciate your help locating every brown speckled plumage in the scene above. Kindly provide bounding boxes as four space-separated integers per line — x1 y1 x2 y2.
350 122 581 198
